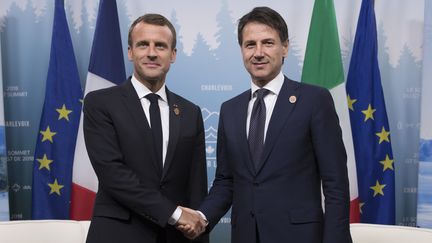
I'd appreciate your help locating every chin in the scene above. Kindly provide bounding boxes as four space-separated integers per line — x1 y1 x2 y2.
147 77 163 84
252 74 269 81
250 69 269 76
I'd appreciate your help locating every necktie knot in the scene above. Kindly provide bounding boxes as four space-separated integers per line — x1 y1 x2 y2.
255 88 270 100
146 93 160 104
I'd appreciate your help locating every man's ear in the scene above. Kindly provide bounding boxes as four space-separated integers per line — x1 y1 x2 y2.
171 48 177 63
282 40 289 58
127 46 133 61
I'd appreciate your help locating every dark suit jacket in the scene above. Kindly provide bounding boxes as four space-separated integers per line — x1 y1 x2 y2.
200 77 352 243
83 79 208 243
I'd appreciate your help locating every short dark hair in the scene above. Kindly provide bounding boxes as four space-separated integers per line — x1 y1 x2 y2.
237 6 289 46
128 13 177 49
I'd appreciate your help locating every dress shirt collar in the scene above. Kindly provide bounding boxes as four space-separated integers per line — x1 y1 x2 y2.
131 75 168 103
250 72 284 98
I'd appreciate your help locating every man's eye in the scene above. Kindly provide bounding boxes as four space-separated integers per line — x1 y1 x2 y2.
137 43 148 48
245 43 255 49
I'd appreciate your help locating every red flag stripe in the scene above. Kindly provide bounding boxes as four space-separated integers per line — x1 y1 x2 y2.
70 183 96 220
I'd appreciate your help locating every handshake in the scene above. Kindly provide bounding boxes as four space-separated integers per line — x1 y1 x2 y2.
175 206 208 239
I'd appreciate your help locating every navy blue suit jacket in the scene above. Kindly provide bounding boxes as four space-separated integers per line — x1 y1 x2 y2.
200 77 352 243
84 79 208 243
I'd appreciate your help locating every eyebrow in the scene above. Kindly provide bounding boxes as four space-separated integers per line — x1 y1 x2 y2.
261 38 275 43
134 40 169 48
155 41 169 48
135 40 148 47
243 40 256 45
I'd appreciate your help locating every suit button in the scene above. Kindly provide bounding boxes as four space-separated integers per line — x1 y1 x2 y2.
250 211 255 218
253 182 259 187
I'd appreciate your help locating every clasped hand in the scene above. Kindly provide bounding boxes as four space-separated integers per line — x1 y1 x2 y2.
175 206 208 239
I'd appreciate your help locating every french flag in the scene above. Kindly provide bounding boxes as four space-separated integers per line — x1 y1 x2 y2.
70 0 125 220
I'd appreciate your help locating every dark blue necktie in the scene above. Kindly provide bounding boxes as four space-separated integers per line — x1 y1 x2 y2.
248 88 270 169
146 93 163 167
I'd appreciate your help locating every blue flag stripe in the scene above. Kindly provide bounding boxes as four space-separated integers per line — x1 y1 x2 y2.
88 0 125 85
31 0 83 219
346 0 395 224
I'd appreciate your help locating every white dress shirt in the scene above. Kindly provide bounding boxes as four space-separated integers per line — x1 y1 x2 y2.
246 72 284 142
131 76 182 225
131 75 169 166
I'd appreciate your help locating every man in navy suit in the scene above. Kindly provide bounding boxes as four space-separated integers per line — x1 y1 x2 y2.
84 14 208 243
180 6 352 243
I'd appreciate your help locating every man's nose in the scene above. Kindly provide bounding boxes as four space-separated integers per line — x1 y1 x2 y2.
253 45 264 58
147 45 157 59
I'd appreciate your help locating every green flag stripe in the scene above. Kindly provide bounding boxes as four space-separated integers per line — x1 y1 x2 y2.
302 0 344 89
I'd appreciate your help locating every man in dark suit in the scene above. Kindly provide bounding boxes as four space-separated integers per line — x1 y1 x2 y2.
84 14 208 243
180 6 352 243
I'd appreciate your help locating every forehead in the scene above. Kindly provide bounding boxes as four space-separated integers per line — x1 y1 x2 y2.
241 22 279 42
130 22 173 44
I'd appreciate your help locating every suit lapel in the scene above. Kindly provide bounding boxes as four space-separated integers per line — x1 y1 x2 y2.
255 77 300 174
121 80 162 176
235 91 256 175
162 88 180 179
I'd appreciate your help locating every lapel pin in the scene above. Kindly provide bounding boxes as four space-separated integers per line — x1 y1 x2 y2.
289 95 297 104
173 104 180 116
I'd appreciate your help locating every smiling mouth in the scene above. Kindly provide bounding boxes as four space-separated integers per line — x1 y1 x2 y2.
252 62 268 68
144 63 160 67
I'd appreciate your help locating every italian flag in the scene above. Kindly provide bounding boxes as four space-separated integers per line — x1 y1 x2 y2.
301 0 360 223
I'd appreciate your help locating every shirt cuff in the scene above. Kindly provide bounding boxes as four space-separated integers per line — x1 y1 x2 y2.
168 206 182 225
